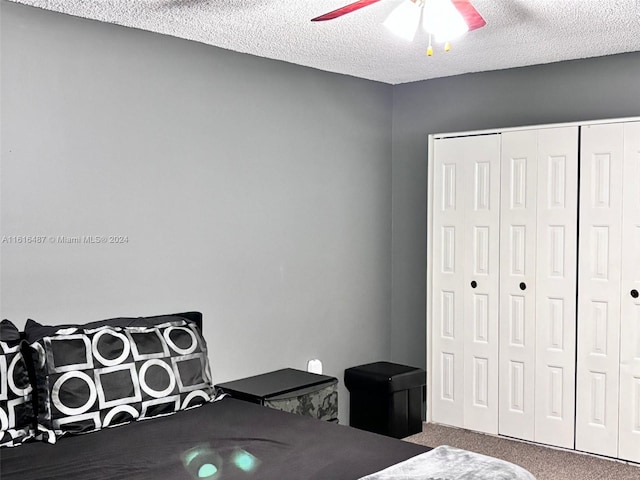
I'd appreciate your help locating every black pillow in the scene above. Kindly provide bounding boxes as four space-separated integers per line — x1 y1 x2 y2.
26 314 214 443
0 320 21 346
0 320 35 447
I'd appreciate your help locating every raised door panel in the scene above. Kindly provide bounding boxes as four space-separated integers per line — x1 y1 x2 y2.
431 137 468 427
576 123 624 457
534 126 578 449
499 130 538 441
462 134 501 435
619 121 640 463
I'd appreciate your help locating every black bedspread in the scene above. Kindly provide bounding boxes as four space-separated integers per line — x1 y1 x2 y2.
0 398 429 480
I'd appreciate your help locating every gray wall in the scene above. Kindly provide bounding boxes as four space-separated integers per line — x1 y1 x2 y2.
390 52 640 368
0 1 393 423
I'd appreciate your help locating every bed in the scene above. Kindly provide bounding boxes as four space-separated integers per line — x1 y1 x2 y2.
0 311 535 480
1 396 429 479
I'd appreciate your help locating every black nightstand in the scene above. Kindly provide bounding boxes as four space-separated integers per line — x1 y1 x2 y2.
215 368 338 422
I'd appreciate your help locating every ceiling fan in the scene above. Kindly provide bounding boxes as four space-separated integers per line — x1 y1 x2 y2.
311 0 486 54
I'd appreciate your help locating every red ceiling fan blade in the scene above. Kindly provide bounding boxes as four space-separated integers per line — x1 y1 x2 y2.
312 0 486 32
452 0 486 31
311 0 383 22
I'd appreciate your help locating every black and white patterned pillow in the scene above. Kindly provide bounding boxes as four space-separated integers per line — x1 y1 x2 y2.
0 321 35 447
29 319 214 443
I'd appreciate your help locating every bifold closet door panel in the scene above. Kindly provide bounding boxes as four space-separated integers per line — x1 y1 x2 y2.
431 134 500 432
462 134 501 435
618 121 640 463
499 127 578 447
499 130 538 442
533 126 578 449
576 123 624 458
432 137 468 427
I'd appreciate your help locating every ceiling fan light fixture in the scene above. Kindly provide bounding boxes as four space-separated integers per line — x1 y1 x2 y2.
312 0 484 57
422 0 469 43
383 0 421 41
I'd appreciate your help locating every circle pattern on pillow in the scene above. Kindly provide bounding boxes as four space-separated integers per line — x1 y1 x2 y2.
92 330 130 367
164 326 198 355
139 359 176 398
52 371 98 416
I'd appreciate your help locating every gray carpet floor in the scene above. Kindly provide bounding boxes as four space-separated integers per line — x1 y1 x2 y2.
404 423 640 480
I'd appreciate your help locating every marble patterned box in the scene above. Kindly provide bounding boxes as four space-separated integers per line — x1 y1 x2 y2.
216 368 338 422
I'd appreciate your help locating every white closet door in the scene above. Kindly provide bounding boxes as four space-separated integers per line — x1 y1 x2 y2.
499 131 538 441
462 134 501 434
576 123 624 457
534 127 578 449
431 135 500 431
619 121 640 463
431 137 470 427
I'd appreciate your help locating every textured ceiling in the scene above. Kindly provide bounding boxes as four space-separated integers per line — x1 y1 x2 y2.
8 0 640 84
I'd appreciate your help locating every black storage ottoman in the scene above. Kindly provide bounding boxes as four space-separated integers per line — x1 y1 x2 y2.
345 361 425 439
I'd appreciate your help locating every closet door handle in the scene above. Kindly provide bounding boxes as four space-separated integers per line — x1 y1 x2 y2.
519 282 527 291
471 281 478 289
631 289 639 299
